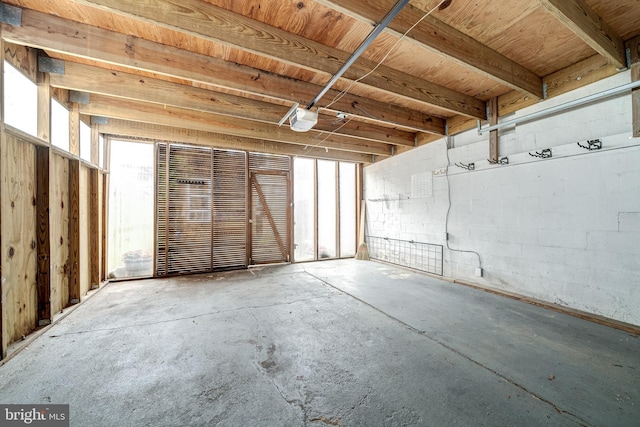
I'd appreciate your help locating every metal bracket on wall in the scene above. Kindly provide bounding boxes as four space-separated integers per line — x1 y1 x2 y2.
487 156 509 165
38 56 65 74
577 139 602 151
528 149 552 159
70 91 90 104
0 3 22 25
91 116 109 125
455 162 475 171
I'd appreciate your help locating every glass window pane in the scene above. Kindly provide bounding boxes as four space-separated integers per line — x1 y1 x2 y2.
108 140 155 278
293 157 315 262
80 121 91 162
3 60 37 137
317 160 337 258
51 99 70 151
339 162 356 257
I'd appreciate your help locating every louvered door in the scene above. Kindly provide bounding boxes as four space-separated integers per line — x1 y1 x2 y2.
249 153 291 265
212 149 247 269
157 144 213 275
156 144 248 276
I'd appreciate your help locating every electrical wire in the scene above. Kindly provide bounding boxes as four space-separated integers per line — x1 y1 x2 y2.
321 0 447 112
444 136 482 269
304 116 355 152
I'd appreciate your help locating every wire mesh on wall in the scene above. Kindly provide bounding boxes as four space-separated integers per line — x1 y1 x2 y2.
367 236 443 276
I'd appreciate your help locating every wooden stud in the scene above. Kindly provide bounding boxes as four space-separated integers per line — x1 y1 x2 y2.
101 171 107 280
0 36 4 359
489 97 499 163
90 124 99 165
68 159 80 304
68 103 80 156
36 147 52 325
89 168 100 289
628 36 640 139
37 71 50 143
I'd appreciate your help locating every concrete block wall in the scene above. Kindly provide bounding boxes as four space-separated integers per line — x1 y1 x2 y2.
364 71 640 326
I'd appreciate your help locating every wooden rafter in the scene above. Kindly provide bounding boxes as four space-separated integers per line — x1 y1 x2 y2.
67 0 486 118
539 0 626 68
97 119 375 163
80 94 393 157
0 7 446 133
315 0 543 98
48 61 416 147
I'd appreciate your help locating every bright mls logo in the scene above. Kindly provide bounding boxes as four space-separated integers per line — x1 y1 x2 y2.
0 405 69 426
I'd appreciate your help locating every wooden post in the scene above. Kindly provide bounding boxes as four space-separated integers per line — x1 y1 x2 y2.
628 36 640 138
69 102 80 156
37 72 51 143
36 147 52 325
90 125 100 165
0 36 5 360
489 96 499 162
89 168 100 289
68 159 81 303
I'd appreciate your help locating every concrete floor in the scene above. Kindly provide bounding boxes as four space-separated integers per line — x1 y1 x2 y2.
0 260 638 426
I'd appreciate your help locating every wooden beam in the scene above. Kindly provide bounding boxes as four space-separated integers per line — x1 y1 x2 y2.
49 61 417 146
97 119 373 164
488 97 499 162
66 0 485 118
1 7 448 131
628 36 640 139
315 0 543 98
539 0 626 68
36 146 52 325
68 159 80 304
81 94 393 157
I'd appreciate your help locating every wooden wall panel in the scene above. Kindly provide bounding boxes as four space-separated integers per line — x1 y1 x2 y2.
1 133 38 349
49 154 70 316
79 166 90 297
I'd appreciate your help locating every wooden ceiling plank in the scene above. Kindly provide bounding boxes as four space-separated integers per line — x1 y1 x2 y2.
67 0 485 118
1 7 444 133
80 94 393 157
315 0 543 98
539 0 626 68
98 119 373 163
49 61 416 146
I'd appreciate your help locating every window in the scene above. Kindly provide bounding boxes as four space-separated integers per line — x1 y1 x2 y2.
51 99 70 151
108 140 155 278
294 158 315 261
3 60 37 136
339 162 357 257
317 160 337 258
293 158 358 261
